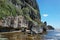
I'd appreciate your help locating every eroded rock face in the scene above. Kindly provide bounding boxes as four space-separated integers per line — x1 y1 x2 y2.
0 0 42 33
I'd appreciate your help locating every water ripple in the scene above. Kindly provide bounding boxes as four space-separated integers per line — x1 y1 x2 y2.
44 30 60 40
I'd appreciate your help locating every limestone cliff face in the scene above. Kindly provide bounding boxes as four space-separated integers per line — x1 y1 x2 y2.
0 0 42 33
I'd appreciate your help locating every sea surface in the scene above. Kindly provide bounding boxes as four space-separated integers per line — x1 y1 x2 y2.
43 30 60 40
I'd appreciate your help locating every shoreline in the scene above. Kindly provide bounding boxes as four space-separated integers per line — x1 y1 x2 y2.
0 31 44 40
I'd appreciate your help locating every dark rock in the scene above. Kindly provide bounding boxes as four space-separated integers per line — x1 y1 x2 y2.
47 25 54 30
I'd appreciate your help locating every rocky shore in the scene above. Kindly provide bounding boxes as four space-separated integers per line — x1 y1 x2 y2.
0 0 54 40
0 0 47 33
0 31 44 40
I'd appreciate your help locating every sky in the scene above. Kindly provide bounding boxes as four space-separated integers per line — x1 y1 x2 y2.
37 0 60 29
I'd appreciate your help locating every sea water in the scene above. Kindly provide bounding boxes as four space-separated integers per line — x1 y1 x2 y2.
43 30 60 40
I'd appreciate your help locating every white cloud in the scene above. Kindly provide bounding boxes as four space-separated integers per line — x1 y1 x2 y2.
43 14 48 17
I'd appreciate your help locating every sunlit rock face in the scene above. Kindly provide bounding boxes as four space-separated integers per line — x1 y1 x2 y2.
1 16 28 28
32 26 43 33
0 0 42 33
13 15 28 28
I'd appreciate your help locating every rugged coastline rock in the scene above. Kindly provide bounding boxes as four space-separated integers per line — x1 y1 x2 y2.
47 25 54 30
0 0 52 40
0 0 47 34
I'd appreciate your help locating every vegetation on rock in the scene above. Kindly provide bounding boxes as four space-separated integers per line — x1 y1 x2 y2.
0 0 54 33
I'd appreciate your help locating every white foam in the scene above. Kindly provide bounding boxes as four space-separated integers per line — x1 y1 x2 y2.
55 34 60 36
45 39 55 40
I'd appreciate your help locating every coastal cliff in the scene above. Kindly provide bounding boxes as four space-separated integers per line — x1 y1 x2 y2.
0 0 45 33
0 0 49 40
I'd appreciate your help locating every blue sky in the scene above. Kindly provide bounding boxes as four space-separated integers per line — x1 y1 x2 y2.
37 0 60 29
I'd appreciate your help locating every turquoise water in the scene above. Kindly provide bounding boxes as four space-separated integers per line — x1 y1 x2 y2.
43 30 60 40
